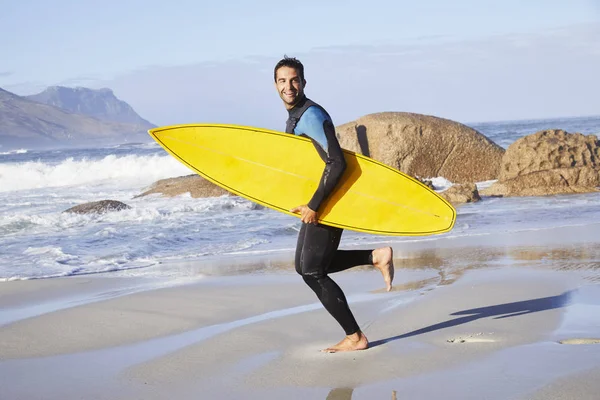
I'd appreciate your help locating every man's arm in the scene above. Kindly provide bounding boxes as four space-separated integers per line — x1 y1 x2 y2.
307 118 346 211
294 107 347 212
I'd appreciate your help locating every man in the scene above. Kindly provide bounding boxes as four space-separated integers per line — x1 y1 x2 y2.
274 56 394 353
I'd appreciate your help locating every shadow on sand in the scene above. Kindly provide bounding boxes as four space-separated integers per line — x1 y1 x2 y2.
369 291 573 348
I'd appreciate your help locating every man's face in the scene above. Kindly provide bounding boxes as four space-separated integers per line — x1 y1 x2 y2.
275 66 306 109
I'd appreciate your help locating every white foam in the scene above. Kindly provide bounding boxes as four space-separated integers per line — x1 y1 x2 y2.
0 149 28 155
23 245 78 259
427 177 496 192
476 179 497 190
0 195 259 236
0 249 159 281
112 142 159 150
0 154 191 192
431 177 453 191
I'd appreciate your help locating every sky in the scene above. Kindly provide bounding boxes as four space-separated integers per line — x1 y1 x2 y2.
1 0 599 128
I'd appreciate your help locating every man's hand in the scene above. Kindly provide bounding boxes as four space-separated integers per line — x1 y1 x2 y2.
290 204 318 224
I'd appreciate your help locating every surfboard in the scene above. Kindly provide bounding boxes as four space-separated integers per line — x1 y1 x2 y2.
148 124 456 236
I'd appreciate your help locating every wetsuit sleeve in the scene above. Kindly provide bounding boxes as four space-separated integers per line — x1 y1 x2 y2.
295 107 347 212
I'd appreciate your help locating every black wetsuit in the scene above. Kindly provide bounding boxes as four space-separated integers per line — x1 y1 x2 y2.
286 96 374 336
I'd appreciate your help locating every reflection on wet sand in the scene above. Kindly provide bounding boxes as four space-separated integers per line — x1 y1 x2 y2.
325 387 398 400
509 245 598 262
168 241 600 287
398 243 600 286
325 387 353 400
507 244 600 282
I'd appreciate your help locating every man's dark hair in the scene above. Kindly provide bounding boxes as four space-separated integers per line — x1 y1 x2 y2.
274 55 305 82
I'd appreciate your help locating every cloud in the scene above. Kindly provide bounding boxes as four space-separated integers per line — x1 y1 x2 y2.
2 81 48 95
92 58 284 129
56 75 105 88
0 71 13 78
94 23 600 128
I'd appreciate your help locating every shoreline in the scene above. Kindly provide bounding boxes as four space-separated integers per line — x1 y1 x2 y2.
1 236 600 399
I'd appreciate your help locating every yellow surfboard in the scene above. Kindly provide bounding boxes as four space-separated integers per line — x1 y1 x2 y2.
148 124 456 236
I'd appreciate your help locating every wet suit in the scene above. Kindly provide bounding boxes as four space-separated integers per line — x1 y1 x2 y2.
286 96 374 336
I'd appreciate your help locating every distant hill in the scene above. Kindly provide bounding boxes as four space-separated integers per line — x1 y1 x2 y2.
0 86 154 150
26 86 154 126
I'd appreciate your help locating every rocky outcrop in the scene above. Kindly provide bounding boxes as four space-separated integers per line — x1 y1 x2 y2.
26 86 154 127
336 112 505 183
136 175 231 198
481 130 600 197
440 183 481 205
415 176 435 190
0 86 153 149
64 200 131 214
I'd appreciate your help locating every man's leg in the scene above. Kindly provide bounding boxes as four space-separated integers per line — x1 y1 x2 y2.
294 222 368 352
328 246 395 292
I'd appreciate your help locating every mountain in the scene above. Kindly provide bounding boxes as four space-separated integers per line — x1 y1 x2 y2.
0 87 154 150
25 86 153 126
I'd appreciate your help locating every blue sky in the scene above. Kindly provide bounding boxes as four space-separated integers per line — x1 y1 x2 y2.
1 0 599 127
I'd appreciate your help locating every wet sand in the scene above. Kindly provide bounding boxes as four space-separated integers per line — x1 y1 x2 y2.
2 231 600 399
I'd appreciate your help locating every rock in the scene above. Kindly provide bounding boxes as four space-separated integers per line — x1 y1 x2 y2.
0 86 154 149
498 129 599 180
336 112 505 183
481 130 600 197
414 176 435 190
64 200 131 214
440 183 481 205
136 174 231 198
26 86 154 126
481 168 600 197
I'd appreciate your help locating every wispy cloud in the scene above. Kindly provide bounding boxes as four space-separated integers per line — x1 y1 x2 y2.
2 81 48 95
93 23 600 127
0 71 14 78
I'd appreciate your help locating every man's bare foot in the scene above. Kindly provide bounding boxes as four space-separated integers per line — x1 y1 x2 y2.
372 247 394 291
322 331 369 353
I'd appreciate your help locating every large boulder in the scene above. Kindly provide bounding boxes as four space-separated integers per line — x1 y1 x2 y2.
336 112 505 183
136 174 231 198
481 130 600 197
64 200 130 214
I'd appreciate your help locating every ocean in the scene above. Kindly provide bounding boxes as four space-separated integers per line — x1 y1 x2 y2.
1 116 599 281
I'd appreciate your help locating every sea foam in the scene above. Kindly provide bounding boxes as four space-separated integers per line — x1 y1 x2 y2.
0 154 191 192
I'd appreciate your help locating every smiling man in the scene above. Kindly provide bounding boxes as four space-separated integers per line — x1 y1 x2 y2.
274 56 395 353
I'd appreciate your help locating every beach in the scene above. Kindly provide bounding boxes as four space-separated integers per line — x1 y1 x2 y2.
2 1 600 397
2 115 600 398
2 221 600 400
